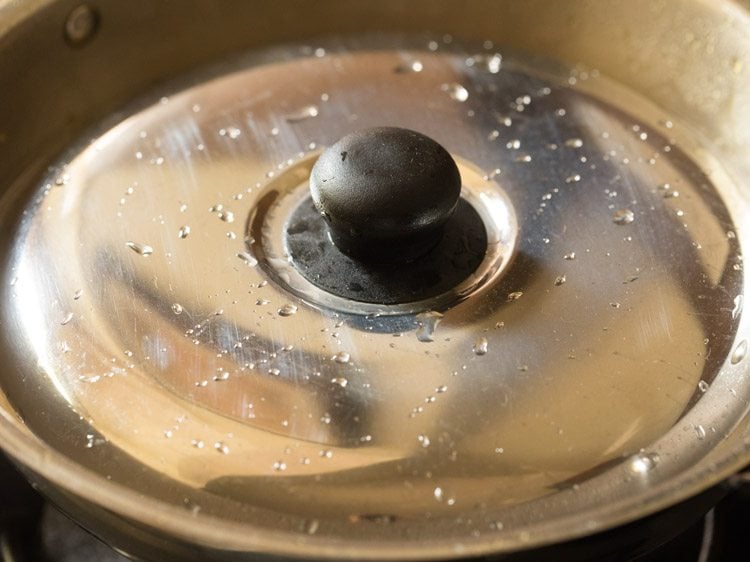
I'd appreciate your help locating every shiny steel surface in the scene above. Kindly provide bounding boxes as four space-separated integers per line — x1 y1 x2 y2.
0 1 750 561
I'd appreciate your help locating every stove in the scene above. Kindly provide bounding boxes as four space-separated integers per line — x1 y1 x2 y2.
1 453 748 562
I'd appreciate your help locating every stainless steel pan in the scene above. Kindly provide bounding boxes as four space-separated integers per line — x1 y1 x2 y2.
1 1 749 560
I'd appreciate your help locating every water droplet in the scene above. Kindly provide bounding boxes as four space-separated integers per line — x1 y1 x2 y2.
190 439 205 449
278 303 298 317
466 52 502 73
218 210 234 223
695 425 706 440
554 275 567 286
417 434 431 448
172 303 183 315
506 139 521 150
285 105 319 123
565 174 581 183
394 60 423 73
731 339 747 364
514 154 532 163
612 209 635 225
698 380 709 392
320 412 332 424
60 312 74 325
473 337 489 356
73 289 83 300
433 487 444 501
178 225 191 239
126 241 153 256
319 449 334 459
268 368 281 376
218 126 242 139
565 138 584 148
213 370 230 382
272 461 288 472
507 291 523 301
441 83 469 102
331 377 348 388
732 295 743 320
304 519 320 535
563 252 576 260
630 452 660 474
332 351 350 364
416 311 443 342
436 385 448 393
214 441 230 454
237 252 258 267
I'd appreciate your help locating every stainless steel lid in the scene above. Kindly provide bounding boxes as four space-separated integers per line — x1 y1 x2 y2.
1 29 749 559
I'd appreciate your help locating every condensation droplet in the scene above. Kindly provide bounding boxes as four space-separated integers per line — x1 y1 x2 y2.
304 519 320 535
278 303 298 317
565 138 584 148
473 337 489 356
698 380 709 393
731 339 747 364
417 434 431 448
237 252 258 267
554 275 567 286
630 452 660 474
218 210 234 223
285 105 319 123
612 209 635 225
178 225 191 239
416 311 443 342
507 291 523 301
466 52 502 73
332 351 350 364
732 295 743 320
441 83 469 102
172 303 183 315
214 441 230 454
126 241 153 256
695 425 707 440
331 377 348 388
218 126 242 139
564 252 576 260
60 312 74 325
394 60 424 73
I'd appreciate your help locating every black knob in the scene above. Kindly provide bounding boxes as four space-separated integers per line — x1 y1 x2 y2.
309 127 462 264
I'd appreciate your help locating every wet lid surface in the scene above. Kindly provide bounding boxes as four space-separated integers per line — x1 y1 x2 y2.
1 36 749 557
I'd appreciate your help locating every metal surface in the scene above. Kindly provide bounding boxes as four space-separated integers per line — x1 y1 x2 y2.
0 1 750 561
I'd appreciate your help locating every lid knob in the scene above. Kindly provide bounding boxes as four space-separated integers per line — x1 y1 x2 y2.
309 127 462 264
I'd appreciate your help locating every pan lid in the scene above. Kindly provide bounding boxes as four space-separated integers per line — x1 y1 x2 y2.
1 35 748 559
